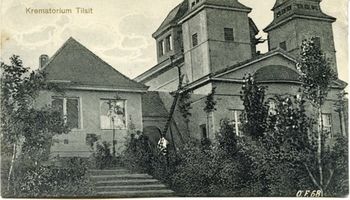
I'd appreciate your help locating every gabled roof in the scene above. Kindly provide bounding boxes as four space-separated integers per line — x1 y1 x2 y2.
152 1 188 38
42 37 148 92
142 91 169 117
212 48 297 78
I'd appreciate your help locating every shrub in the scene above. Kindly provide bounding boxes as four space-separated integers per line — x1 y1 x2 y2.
10 157 94 198
92 141 113 169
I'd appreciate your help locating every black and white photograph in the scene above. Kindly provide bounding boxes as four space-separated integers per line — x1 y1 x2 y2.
0 0 348 198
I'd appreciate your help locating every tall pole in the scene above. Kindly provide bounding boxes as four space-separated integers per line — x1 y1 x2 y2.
112 117 116 157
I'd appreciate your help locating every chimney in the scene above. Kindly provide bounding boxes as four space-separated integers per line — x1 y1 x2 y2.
39 54 49 69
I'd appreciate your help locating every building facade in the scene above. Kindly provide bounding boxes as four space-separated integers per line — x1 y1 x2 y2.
135 0 347 143
35 38 148 158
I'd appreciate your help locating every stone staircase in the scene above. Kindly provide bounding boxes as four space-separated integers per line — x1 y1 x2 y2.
89 168 175 197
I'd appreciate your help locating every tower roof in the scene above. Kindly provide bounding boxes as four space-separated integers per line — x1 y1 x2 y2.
273 0 321 10
152 1 188 38
43 37 148 91
264 0 335 32
153 0 251 38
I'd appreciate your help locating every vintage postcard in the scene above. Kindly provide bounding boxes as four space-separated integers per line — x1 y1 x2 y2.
0 0 348 198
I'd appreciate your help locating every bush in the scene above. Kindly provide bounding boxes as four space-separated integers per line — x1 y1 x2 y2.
9 157 94 198
92 141 113 169
121 120 258 197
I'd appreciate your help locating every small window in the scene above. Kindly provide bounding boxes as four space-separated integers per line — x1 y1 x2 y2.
192 2 195 7
279 41 287 50
158 40 165 56
200 124 207 139
304 4 310 9
296 4 303 9
321 113 332 136
196 0 200 3
311 5 318 10
166 35 173 51
192 33 198 47
286 6 292 11
64 139 69 144
224 28 234 41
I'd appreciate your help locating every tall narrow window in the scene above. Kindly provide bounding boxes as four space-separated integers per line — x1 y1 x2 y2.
279 41 287 50
52 97 80 129
321 113 332 136
166 35 173 51
192 33 198 47
100 99 126 130
200 124 207 139
224 28 234 41
230 110 243 136
158 40 165 56
313 37 321 49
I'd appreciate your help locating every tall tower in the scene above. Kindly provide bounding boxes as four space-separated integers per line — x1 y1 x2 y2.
180 0 258 82
264 0 338 73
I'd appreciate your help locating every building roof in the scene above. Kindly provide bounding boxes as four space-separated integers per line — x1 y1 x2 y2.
255 65 300 82
152 1 188 38
201 0 251 10
265 1 336 32
42 37 148 92
273 0 321 10
212 48 297 78
142 91 169 117
153 0 251 38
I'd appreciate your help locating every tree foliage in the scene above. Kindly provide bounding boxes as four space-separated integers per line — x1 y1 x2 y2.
240 74 268 139
204 87 217 113
1 55 68 195
297 37 336 106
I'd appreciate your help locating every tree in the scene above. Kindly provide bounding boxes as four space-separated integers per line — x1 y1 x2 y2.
297 37 337 195
240 74 268 139
1 55 67 194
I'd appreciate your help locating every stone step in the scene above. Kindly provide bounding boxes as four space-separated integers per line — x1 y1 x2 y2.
96 189 175 197
95 184 167 192
95 179 160 186
89 169 130 175
90 174 153 181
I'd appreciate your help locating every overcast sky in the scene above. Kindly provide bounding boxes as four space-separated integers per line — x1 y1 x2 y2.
0 0 348 82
